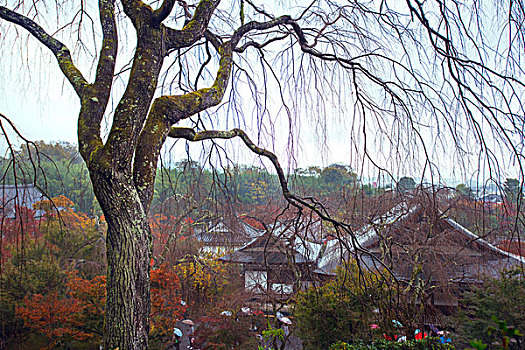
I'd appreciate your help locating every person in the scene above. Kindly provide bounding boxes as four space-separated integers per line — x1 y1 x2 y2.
167 328 182 350
188 324 194 349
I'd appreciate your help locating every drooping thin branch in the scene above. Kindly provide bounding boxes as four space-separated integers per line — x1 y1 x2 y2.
169 127 291 197
167 126 396 276
0 6 88 96
154 15 299 125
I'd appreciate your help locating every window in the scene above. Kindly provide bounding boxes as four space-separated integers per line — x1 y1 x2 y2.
271 283 294 294
245 270 267 292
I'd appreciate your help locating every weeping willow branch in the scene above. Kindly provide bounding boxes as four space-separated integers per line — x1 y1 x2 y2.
168 126 396 279
0 6 88 96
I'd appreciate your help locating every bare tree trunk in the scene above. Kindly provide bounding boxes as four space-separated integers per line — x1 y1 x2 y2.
91 173 152 349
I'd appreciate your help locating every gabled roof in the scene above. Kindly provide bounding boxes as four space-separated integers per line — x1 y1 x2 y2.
219 230 324 266
269 218 326 244
497 239 525 257
444 218 524 263
318 203 415 272
0 184 44 218
318 201 524 275
194 216 265 245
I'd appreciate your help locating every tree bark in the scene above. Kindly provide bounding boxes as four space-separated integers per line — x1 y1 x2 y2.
91 171 153 349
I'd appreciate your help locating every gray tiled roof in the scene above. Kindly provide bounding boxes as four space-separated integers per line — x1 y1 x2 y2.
0 184 44 218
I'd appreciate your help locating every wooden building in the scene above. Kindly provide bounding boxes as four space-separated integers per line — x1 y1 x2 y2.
194 216 265 254
219 222 328 301
318 198 524 313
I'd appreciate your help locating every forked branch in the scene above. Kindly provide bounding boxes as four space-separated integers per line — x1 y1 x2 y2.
165 0 221 49
152 0 177 25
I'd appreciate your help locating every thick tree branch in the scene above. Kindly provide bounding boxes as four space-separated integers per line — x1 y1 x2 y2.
93 0 118 93
0 6 88 96
104 25 166 173
120 0 153 27
78 0 118 163
132 112 171 209
165 0 220 50
152 0 176 25
234 35 288 53
150 40 233 124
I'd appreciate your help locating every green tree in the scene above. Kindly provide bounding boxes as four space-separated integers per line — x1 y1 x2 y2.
320 164 358 190
397 177 416 193
456 183 474 199
295 264 380 349
0 141 98 214
455 270 525 349
504 178 522 206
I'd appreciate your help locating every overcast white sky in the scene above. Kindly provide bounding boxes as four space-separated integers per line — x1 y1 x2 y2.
0 0 523 187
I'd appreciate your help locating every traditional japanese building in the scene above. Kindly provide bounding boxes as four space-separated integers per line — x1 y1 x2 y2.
219 218 329 301
318 197 524 313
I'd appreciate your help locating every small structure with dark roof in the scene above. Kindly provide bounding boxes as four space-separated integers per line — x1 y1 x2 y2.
0 184 44 219
194 216 265 254
220 226 328 300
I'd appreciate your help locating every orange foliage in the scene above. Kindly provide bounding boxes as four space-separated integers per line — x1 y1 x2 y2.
15 272 105 347
17 297 94 347
150 264 187 336
67 274 106 319
16 292 89 339
16 266 186 344
34 195 97 231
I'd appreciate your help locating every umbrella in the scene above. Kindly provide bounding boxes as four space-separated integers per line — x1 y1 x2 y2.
392 319 403 328
429 324 440 333
173 328 182 337
279 317 292 325
182 319 194 326
415 329 427 340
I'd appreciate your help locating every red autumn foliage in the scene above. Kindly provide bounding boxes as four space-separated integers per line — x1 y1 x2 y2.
15 273 105 347
16 292 90 340
150 213 196 258
0 205 42 263
150 264 187 336
16 266 186 345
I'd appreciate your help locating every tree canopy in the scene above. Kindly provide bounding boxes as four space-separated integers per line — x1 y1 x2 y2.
1 0 525 348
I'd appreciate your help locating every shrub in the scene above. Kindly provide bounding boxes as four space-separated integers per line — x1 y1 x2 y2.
329 338 454 350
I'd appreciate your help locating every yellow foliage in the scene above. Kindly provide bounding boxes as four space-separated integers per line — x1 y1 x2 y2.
173 253 231 304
